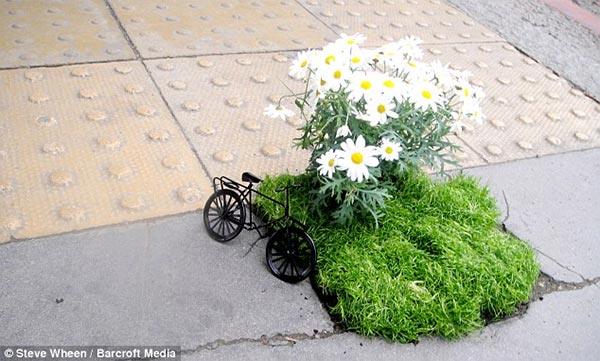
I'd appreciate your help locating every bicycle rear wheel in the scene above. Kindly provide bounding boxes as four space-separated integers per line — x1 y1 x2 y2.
203 189 246 242
266 226 316 283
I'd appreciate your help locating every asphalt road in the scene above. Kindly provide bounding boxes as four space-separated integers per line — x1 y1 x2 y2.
447 0 600 101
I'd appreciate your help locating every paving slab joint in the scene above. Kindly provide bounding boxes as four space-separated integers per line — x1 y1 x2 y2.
292 0 339 38
103 0 141 59
180 329 341 355
141 60 214 181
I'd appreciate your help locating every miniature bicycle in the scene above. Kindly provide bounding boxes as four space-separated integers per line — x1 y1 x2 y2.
203 172 316 283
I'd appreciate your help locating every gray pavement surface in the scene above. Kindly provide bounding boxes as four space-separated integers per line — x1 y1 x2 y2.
0 214 333 347
2 148 600 360
2 0 600 359
182 286 600 361
448 0 600 101
465 148 600 283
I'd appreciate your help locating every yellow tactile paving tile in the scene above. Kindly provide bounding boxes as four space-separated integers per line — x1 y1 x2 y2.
145 53 311 182
0 61 211 242
108 0 338 58
421 42 600 163
301 0 502 46
146 53 487 182
0 0 135 68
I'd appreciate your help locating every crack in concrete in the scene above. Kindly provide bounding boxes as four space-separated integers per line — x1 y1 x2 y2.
533 271 600 301
495 194 593 284
535 249 589 281
180 329 341 355
500 189 510 231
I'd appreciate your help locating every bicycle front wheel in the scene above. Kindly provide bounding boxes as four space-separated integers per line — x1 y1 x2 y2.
203 189 246 242
266 226 316 283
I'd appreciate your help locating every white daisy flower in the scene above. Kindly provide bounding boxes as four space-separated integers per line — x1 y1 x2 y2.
377 75 408 102
374 42 401 68
359 97 398 127
409 81 443 112
455 79 476 102
348 48 371 70
449 119 466 133
337 135 380 183
336 124 352 138
397 35 424 59
317 42 348 68
378 138 402 161
462 100 485 124
289 50 314 79
338 33 367 45
430 60 456 91
347 71 377 102
263 104 294 120
316 149 339 179
322 62 350 91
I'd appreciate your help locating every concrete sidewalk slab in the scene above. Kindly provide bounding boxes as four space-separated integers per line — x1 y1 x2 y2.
181 285 600 360
0 0 135 68
465 148 600 282
0 61 210 242
421 42 600 164
0 213 333 346
300 0 501 46
145 53 310 181
108 0 337 58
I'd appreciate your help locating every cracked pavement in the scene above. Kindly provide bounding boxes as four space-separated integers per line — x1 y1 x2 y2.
1 0 600 359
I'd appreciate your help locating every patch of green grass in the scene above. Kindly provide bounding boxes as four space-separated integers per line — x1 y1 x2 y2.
256 169 539 342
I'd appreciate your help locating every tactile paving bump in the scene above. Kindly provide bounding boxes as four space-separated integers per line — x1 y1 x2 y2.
422 42 600 163
301 0 502 46
0 0 135 68
0 61 211 242
146 53 311 182
108 0 338 58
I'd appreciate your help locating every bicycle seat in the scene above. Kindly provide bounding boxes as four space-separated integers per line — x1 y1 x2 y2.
242 172 262 184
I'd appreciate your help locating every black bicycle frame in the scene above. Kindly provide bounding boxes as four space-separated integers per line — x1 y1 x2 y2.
212 176 299 238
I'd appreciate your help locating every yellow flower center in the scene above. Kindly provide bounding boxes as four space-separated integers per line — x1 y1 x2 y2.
351 56 361 64
328 159 335 167
409 61 417 68
347 39 355 45
334 70 342 79
463 87 470 97
360 80 372 90
385 146 393 154
351 152 364 164
325 54 336 65
383 79 394 88
377 104 386 113
300 60 308 68
422 90 432 99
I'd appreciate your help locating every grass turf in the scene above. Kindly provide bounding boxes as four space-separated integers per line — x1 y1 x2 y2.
256 169 539 342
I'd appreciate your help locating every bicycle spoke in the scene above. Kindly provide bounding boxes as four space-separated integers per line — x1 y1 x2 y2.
279 257 291 275
229 211 243 225
208 213 222 225
270 248 284 257
216 193 224 211
291 261 302 277
270 255 286 263
218 217 226 236
224 218 235 235
211 217 224 231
